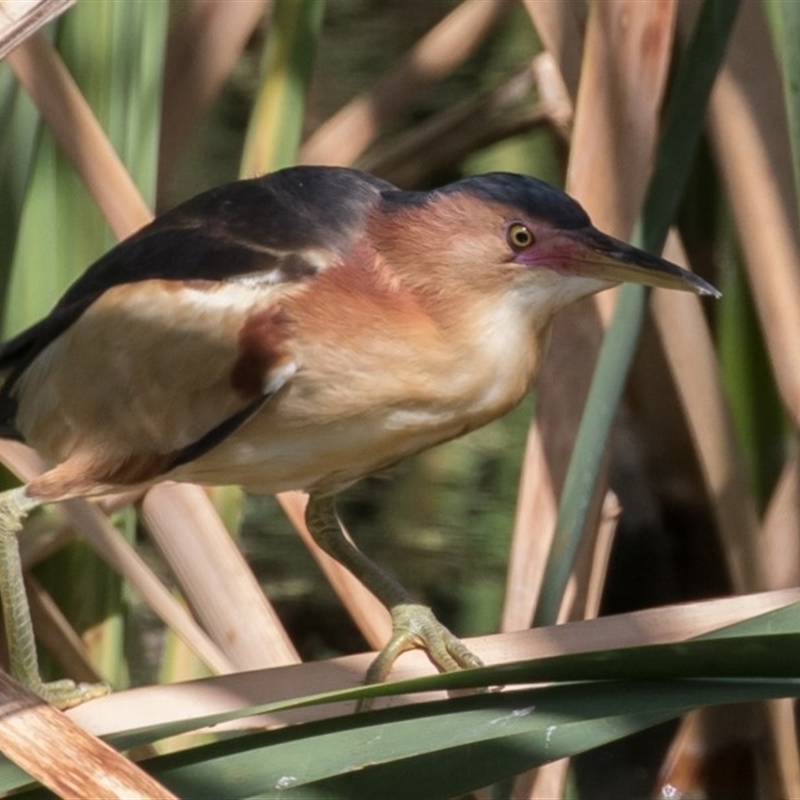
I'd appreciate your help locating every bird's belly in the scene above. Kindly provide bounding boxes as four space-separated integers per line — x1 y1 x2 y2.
168 402 486 496
168 308 539 495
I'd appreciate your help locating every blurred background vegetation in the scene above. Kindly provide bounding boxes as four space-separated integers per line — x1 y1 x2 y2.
1 0 800 797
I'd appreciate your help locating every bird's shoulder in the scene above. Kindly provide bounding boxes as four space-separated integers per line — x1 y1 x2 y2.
65 166 394 301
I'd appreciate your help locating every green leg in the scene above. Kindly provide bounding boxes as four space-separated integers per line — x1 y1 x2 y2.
305 493 483 687
0 486 109 708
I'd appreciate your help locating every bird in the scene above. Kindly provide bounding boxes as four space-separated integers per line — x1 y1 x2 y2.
0 165 719 708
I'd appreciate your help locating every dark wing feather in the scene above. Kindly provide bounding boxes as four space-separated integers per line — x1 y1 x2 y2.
55 165 394 310
0 166 395 437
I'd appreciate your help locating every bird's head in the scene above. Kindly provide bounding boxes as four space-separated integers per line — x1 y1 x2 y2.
371 172 718 321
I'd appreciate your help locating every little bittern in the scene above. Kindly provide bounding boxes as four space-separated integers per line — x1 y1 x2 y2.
0 166 718 707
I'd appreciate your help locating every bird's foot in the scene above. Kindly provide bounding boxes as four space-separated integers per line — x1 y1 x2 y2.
365 602 483 687
26 677 111 709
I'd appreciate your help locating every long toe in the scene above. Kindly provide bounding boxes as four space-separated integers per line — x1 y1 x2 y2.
365 603 483 686
33 679 111 709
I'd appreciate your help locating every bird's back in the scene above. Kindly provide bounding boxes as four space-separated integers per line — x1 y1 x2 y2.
0 167 396 499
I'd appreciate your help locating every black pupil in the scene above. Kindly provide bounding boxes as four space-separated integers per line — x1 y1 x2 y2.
514 227 530 246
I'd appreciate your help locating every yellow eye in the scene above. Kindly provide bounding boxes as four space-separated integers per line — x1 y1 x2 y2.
507 223 534 250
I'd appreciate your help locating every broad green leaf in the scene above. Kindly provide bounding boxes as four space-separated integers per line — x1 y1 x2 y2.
0 63 39 306
107 680 800 799
718 224 787 508
4 0 167 335
241 0 326 176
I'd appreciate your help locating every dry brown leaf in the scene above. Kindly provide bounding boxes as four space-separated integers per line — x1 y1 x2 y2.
0 0 74 60
0 671 175 799
502 420 559 631
6 33 151 237
0 442 234 676
360 64 541 186
159 0 270 188
706 1 800 426
502 0 677 631
681 1 800 793
521 0 586 99
569 0 677 240
61 498 236 676
277 491 392 650
508 5 678 794
653 233 763 592
26 577 104 684
766 698 800 797
521 491 620 799
299 0 514 166
360 51 573 188
574 490 620 621
141 484 299 670
653 706 764 799
653 701 799 799
762 453 800 590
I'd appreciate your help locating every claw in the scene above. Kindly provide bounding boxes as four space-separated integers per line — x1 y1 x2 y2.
358 603 482 710
32 678 111 709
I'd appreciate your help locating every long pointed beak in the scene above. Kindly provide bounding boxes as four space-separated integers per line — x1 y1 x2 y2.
556 226 720 298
